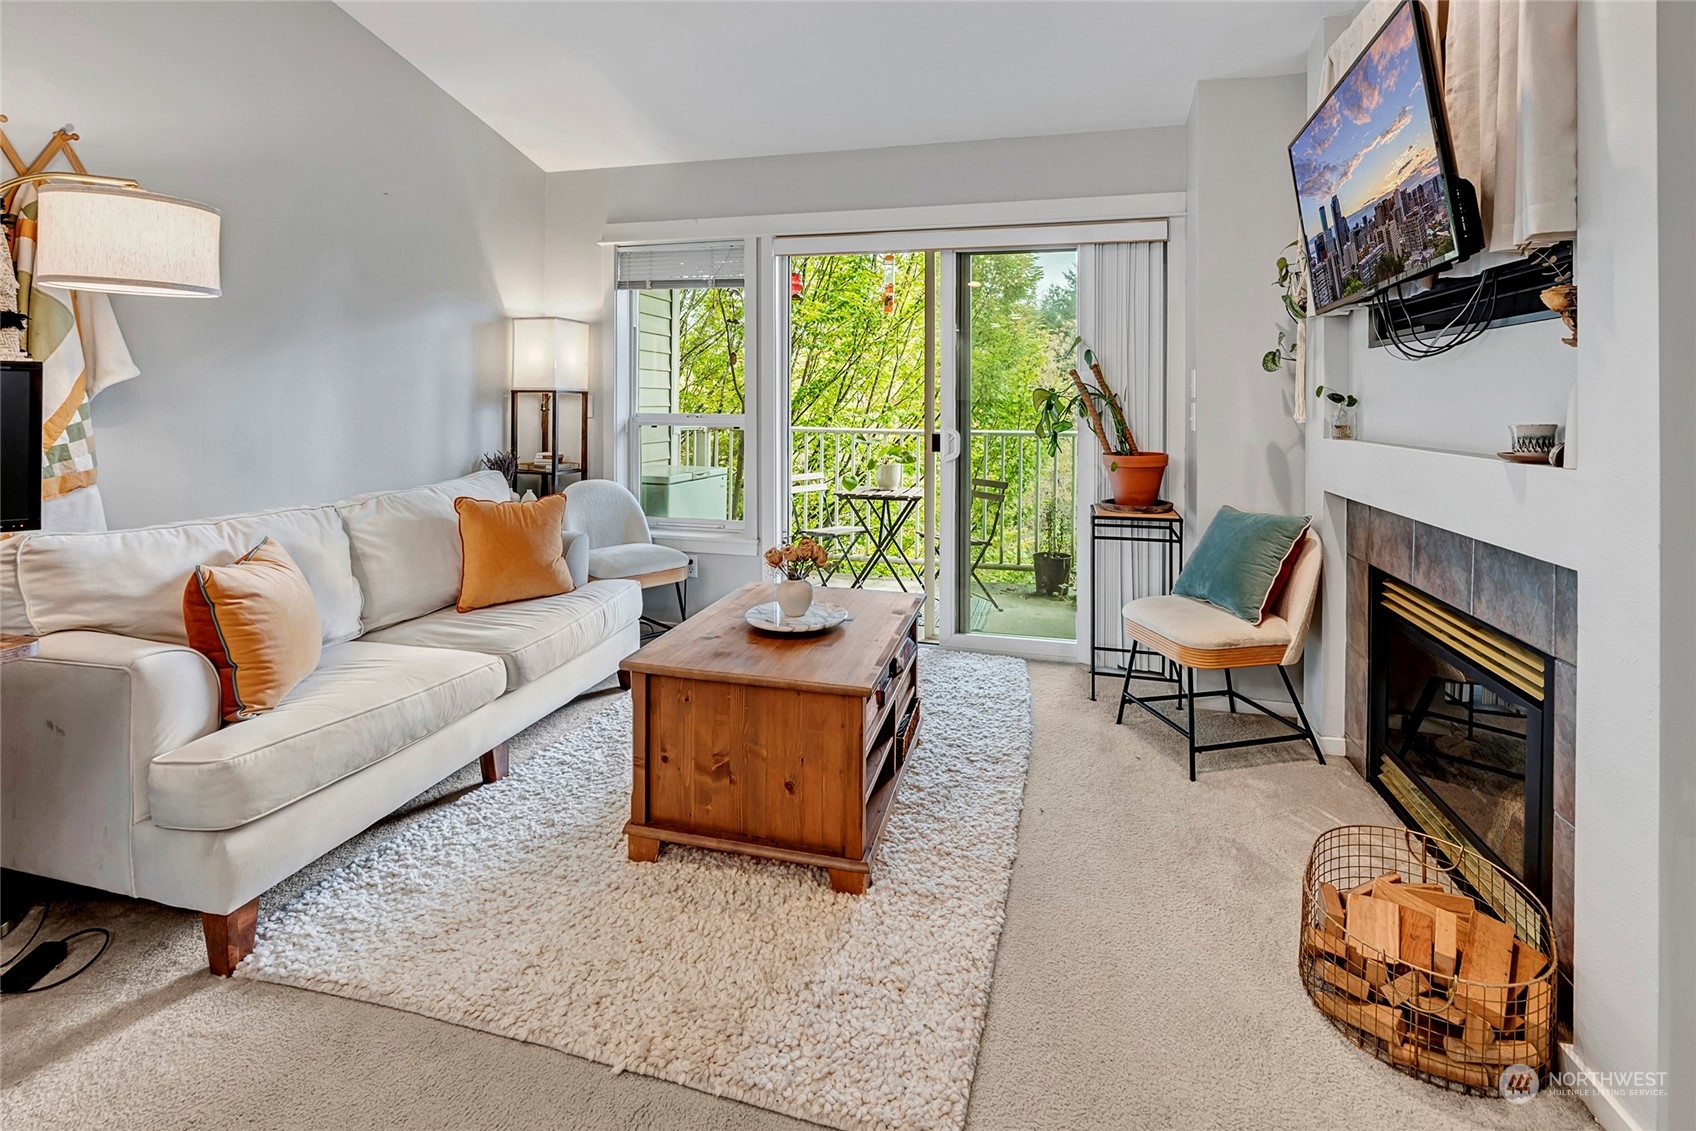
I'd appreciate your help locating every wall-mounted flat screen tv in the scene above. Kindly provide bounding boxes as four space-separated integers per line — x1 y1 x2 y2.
1 360 44 533
1289 0 1479 315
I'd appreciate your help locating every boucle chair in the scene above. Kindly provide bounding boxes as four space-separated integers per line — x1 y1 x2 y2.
563 479 689 629
1116 529 1324 781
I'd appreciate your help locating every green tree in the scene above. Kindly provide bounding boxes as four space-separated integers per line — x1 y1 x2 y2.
674 286 745 414
1373 252 1406 283
659 250 1080 579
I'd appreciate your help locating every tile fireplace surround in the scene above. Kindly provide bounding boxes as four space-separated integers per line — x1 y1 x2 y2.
1342 500 1577 1004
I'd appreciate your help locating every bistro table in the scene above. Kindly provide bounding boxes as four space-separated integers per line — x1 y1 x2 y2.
836 485 925 590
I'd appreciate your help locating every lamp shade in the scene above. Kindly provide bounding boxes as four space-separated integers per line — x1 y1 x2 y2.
32 183 221 297
510 317 588 390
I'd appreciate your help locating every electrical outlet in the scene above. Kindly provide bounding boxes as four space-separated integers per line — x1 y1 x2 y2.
686 556 699 579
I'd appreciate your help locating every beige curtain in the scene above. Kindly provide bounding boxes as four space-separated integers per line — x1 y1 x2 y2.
1323 0 1578 253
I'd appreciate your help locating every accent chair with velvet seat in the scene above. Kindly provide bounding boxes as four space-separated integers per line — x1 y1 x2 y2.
562 479 689 632
1117 527 1325 781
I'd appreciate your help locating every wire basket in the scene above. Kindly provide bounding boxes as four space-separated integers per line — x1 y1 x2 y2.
1299 825 1558 1097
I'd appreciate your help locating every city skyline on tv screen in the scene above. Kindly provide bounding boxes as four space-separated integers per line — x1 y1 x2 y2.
1290 3 1456 310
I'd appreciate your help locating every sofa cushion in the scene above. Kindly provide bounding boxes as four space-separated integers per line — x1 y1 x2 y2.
1122 594 1293 653
361 579 642 692
14 505 364 646
587 542 689 581
0 535 28 636
336 470 511 632
147 640 505 831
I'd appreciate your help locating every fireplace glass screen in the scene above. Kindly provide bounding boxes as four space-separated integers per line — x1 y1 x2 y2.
1381 632 1527 877
1370 574 1553 904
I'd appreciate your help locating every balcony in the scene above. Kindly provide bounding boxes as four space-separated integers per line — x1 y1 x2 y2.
791 425 1077 638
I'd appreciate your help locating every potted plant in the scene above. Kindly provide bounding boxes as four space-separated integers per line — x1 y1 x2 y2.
870 439 917 491
1032 345 1166 506
1315 386 1359 439
1034 497 1073 597
764 536 830 617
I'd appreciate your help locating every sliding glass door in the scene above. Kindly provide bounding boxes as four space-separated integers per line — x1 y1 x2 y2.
941 250 1079 654
776 240 1084 661
782 252 940 634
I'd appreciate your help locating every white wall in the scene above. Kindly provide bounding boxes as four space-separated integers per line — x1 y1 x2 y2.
543 127 1189 611
1343 317 1576 454
1302 5 1687 1127
1184 76 1310 526
1655 5 1696 1129
1182 75 1310 701
0 1 545 527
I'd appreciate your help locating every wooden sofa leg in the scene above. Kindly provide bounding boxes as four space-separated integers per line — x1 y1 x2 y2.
202 898 259 977
617 669 632 691
479 741 510 783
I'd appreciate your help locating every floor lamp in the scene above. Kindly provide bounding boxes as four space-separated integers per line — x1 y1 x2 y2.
0 168 219 991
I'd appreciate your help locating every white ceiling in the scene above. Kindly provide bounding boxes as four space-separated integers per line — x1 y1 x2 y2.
342 1 1340 173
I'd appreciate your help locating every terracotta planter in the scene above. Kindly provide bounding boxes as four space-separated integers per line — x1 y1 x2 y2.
1102 452 1168 507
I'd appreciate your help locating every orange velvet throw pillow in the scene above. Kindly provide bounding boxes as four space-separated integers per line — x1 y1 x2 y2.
183 538 322 722
454 494 575 613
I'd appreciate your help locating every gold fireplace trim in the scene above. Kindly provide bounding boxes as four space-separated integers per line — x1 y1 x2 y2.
1380 579 1546 700
1378 759 1541 943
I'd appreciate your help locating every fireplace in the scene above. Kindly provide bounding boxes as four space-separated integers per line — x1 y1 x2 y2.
1368 574 1554 908
1344 501 1576 1005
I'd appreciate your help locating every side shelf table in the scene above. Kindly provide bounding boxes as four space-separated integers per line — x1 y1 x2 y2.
1088 504 1183 700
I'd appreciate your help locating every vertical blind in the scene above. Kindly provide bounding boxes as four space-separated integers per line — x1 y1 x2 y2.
615 241 746 290
1078 241 1169 658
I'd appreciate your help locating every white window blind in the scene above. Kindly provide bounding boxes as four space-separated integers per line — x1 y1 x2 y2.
616 241 746 290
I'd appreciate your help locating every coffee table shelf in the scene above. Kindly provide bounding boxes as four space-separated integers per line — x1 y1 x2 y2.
621 583 922 894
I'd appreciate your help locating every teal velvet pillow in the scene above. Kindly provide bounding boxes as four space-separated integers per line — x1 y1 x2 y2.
1172 506 1311 624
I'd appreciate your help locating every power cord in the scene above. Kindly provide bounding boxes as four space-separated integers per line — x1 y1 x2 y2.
0 900 49 966
0 902 112 994
1371 271 1499 360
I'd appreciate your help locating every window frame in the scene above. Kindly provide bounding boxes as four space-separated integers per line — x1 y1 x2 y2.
617 245 756 541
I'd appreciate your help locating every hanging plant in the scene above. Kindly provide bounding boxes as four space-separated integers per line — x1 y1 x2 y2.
1262 329 1297 373
1261 242 1308 370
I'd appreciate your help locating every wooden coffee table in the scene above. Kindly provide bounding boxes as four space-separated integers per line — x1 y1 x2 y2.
621 583 922 893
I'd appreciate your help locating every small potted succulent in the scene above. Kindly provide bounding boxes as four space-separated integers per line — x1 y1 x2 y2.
1315 386 1359 440
764 537 830 617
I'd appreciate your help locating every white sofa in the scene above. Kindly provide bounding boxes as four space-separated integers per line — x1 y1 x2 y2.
0 471 641 973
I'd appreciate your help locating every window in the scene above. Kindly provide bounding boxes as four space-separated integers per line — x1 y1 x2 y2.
618 241 750 532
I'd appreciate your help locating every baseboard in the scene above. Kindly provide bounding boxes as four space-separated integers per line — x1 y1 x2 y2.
1317 735 1346 759
1559 1042 1651 1131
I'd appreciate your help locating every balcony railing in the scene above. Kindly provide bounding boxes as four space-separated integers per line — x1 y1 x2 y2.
789 426 1076 579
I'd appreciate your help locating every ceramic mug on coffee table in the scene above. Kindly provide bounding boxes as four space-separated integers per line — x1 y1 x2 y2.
1509 424 1559 455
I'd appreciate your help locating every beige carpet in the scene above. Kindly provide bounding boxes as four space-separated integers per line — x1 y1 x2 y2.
1 660 1596 1131
236 651 1032 1131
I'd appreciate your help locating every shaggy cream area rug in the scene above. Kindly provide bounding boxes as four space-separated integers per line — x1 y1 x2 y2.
237 650 1031 1131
